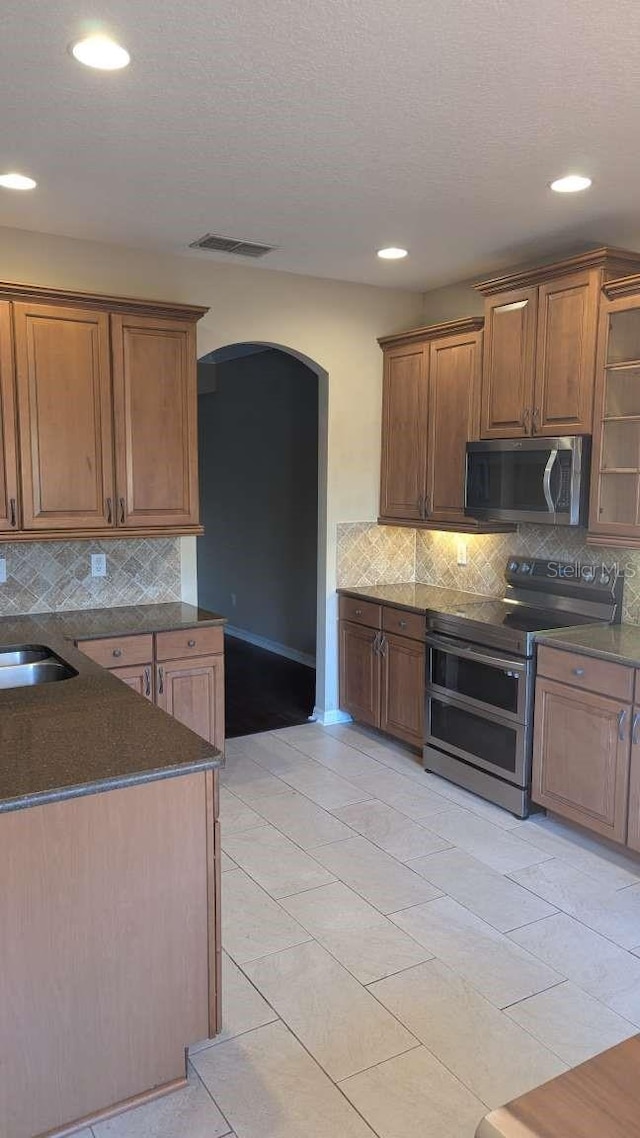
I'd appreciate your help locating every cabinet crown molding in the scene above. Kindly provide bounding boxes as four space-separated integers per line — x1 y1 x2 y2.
474 246 640 296
603 274 640 300
0 280 209 322
378 315 484 349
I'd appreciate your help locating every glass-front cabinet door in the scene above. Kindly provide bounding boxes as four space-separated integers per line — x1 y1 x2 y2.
590 289 640 542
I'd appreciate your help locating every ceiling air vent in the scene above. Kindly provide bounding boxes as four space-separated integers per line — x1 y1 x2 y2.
189 233 277 258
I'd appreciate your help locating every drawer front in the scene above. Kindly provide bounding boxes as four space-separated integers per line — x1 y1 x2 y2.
155 625 224 661
536 645 633 702
382 606 425 642
339 596 382 629
79 634 153 669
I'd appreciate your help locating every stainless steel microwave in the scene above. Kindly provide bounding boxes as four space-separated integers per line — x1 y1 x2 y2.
465 436 590 526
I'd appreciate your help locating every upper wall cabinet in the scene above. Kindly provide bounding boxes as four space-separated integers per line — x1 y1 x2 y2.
589 277 640 547
378 318 511 532
476 249 640 439
112 314 198 528
0 282 207 541
0 302 19 532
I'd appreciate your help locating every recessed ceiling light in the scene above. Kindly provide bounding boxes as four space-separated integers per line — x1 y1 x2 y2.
0 172 37 190
377 247 408 260
550 174 592 194
71 34 130 70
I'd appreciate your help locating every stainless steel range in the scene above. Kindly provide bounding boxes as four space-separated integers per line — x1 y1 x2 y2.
424 557 623 818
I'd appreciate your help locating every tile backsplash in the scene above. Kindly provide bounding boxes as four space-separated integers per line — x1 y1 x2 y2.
337 522 640 624
0 537 181 617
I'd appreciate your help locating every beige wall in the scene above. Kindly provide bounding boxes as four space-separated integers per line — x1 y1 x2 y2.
0 225 423 712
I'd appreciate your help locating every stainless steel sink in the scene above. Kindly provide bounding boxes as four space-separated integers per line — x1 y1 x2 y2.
0 645 78 690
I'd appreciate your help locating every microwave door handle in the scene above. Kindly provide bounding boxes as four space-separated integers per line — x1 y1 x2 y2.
543 449 559 514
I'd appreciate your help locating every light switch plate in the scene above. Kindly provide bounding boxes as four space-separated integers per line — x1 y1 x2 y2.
0 557 6 584
91 553 107 578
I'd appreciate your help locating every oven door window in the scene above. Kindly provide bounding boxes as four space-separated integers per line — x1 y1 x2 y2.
428 697 520 776
430 647 520 716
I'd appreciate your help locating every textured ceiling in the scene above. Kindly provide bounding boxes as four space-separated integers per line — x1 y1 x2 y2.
2 0 640 289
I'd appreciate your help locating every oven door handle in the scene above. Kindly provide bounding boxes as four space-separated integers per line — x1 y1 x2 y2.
543 449 559 514
425 632 527 674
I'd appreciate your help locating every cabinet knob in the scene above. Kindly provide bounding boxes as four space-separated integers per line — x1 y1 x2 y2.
399 619 407 629
572 667 585 676
112 648 122 658
187 638 196 648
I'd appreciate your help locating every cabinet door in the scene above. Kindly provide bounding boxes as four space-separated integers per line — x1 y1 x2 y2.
534 270 599 435
532 677 630 842
379 344 428 521
13 302 114 530
111 663 153 701
628 707 640 853
380 631 424 748
0 302 19 532
157 654 225 750
339 620 380 727
427 330 481 523
480 288 537 438
111 314 199 528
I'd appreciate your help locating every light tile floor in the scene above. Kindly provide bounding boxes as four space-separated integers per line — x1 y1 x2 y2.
89 721 640 1138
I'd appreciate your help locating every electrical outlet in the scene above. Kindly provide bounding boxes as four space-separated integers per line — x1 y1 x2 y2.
230 593 237 607
0 557 6 584
456 540 468 567
91 553 106 578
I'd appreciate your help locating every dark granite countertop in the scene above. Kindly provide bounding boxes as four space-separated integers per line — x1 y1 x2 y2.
338 582 489 615
536 624 640 668
0 606 226 815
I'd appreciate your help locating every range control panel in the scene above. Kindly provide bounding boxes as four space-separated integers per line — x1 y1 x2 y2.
505 557 621 594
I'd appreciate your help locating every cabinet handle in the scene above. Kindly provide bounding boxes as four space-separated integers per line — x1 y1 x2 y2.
144 666 151 698
618 708 628 742
572 667 585 677
106 497 113 525
399 619 407 629
372 631 380 656
354 608 362 616
112 648 122 658
9 498 16 527
532 407 540 434
417 495 424 519
119 497 126 525
522 407 531 433
187 638 196 648
158 665 164 695
379 635 388 657
633 711 640 747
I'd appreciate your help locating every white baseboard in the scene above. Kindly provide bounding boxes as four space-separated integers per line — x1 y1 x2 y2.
225 625 316 669
310 707 353 726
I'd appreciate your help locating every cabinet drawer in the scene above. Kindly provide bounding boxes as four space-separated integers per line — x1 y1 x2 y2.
79 634 153 668
155 625 223 661
536 645 633 702
382 606 425 642
339 596 382 629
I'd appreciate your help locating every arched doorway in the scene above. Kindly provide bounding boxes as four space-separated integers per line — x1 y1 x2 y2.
196 342 328 736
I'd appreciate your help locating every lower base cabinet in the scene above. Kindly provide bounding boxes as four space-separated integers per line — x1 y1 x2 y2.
80 627 225 752
339 597 425 748
533 645 636 847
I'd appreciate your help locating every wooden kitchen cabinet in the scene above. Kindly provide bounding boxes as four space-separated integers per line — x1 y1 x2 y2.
111 313 199 529
0 281 207 541
627 707 640 853
476 249 640 440
378 317 507 532
13 302 115 530
379 630 425 747
157 655 225 751
339 619 381 728
379 342 428 522
339 597 424 748
532 646 635 843
111 663 153 700
0 302 19 532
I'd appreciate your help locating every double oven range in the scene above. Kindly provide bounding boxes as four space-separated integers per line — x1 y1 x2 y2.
424 557 623 818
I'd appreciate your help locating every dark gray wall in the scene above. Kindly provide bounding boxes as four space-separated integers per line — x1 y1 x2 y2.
197 349 318 658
